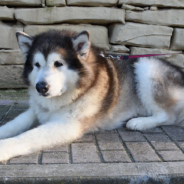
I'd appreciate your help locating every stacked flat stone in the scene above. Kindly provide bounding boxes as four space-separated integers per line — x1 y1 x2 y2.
0 0 184 88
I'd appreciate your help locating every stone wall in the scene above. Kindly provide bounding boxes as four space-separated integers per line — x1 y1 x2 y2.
0 0 184 88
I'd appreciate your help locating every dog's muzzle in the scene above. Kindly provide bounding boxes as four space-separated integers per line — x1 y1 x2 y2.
36 82 50 96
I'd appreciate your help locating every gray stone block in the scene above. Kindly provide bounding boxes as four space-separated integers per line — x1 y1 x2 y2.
109 23 173 49
15 7 125 25
67 0 118 6
171 28 184 50
126 10 184 27
24 24 110 50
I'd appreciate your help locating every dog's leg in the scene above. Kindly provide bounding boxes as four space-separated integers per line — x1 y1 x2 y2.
0 119 82 161
126 111 174 131
0 108 36 139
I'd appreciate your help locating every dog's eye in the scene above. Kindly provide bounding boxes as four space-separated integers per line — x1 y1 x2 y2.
35 62 40 68
54 61 63 68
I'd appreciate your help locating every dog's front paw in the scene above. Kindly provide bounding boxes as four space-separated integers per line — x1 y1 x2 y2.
126 118 147 131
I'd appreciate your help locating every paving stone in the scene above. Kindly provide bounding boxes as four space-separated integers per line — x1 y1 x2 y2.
178 142 184 151
9 153 38 164
126 142 160 162
102 151 131 163
72 143 100 163
140 127 163 133
42 152 68 164
151 142 179 151
15 7 125 25
24 24 110 50
74 134 94 143
144 133 171 142
118 130 146 142
109 22 173 49
126 10 184 27
159 151 184 161
43 145 68 152
131 47 184 68
0 105 9 121
162 126 184 141
96 133 124 150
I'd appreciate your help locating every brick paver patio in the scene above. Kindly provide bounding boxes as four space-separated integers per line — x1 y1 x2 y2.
0 98 184 183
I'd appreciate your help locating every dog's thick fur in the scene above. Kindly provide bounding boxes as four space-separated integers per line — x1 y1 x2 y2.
0 29 184 161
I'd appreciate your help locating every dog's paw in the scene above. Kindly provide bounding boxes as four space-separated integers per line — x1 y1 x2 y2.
126 118 148 131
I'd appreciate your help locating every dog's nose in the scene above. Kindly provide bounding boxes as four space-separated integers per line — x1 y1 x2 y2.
36 82 49 95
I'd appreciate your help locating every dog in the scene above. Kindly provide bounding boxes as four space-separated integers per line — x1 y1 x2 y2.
0 29 184 161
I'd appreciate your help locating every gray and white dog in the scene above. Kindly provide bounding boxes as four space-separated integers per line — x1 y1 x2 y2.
0 29 184 161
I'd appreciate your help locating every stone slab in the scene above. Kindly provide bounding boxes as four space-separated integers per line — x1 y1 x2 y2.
0 50 24 65
46 0 66 6
0 162 184 178
15 7 125 25
72 143 100 163
109 22 173 49
110 45 129 53
0 6 14 20
0 0 42 6
0 65 26 89
126 142 160 162
67 0 118 6
96 133 124 150
42 152 68 164
131 47 184 68
119 0 184 8
171 28 184 51
24 24 110 50
0 23 23 50
126 10 184 27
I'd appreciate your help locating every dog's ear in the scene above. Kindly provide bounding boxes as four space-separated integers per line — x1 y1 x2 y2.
72 31 90 59
16 31 34 60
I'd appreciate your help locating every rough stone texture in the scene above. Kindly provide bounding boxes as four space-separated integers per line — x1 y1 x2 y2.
102 150 131 162
126 142 160 162
72 143 100 163
46 0 66 6
118 0 184 8
0 0 42 6
0 50 24 65
96 133 124 150
131 47 184 68
171 28 184 51
0 23 23 49
15 7 125 25
110 45 129 53
42 152 68 164
0 6 14 20
122 4 144 11
118 130 146 142
109 23 173 49
151 142 179 151
67 0 118 6
159 151 184 161
24 24 110 50
0 65 26 88
126 10 184 27
9 153 38 164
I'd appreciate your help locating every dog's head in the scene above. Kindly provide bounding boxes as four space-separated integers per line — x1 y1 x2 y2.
16 30 94 98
